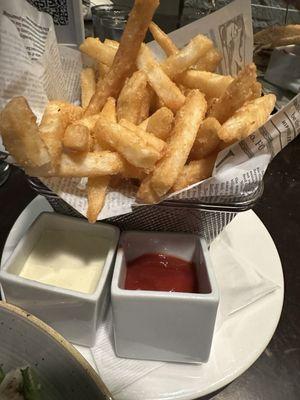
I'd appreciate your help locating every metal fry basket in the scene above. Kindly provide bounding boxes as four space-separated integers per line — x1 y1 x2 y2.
27 177 263 244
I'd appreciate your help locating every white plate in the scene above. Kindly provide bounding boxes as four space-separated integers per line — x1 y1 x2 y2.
1 196 284 400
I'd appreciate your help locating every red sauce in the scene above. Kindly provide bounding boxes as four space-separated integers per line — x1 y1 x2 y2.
124 253 198 293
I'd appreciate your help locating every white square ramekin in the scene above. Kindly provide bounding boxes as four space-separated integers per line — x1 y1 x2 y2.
0 212 119 347
111 231 219 364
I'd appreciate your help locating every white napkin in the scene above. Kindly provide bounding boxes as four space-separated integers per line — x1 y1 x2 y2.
211 235 279 331
91 235 279 395
92 307 163 395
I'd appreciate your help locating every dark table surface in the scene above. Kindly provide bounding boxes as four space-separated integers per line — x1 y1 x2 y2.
0 135 299 399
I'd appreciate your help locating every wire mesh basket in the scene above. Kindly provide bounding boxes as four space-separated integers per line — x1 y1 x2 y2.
27 177 264 245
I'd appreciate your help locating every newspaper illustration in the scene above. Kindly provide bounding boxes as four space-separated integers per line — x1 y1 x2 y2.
0 0 299 220
219 14 246 75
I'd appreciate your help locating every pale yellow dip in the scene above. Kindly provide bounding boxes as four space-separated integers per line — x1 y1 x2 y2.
19 229 110 294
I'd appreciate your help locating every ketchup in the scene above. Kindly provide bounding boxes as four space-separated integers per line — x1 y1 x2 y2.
124 253 198 293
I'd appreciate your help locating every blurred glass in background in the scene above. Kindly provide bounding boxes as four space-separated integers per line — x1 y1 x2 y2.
181 1 300 30
181 0 232 25
109 0 182 36
91 4 130 41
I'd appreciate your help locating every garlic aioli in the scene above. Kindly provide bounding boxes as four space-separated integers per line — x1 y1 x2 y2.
19 229 110 294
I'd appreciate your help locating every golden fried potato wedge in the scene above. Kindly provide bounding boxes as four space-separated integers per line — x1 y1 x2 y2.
0 96 51 169
193 47 222 72
173 154 217 192
139 107 174 140
117 71 150 124
190 117 221 160
177 70 233 99
80 37 117 66
150 90 207 197
55 151 124 177
218 94 276 143
119 118 165 153
208 63 257 123
161 34 212 79
137 44 185 113
87 176 110 223
149 22 178 56
63 124 90 152
81 68 96 109
94 116 163 169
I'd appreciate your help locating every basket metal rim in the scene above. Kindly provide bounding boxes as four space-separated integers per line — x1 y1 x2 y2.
157 181 264 212
27 176 264 213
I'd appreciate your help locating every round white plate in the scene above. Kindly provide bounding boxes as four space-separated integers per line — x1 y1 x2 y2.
1 196 284 400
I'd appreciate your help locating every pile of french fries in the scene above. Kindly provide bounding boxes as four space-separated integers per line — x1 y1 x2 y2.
0 0 276 223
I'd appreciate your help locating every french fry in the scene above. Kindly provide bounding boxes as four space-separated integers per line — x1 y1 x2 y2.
189 117 221 160
250 81 262 100
0 97 51 168
209 63 257 123
207 97 218 113
42 100 83 124
39 101 70 166
87 97 115 220
137 174 160 204
93 103 146 180
104 38 119 49
90 97 117 152
177 70 233 99
178 84 193 97
141 85 153 122
139 107 174 140
87 176 110 223
101 97 117 122
70 98 116 139
94 39 119 81
54 151 124 177
79 37 117 66
149 36 220 75
94 116 163 169
59 102 84 123
150 93 165 113
98 62 110 78
85 0 159 116
117 71 150 124
218 140 233 151
149 90 207 197
149 21 178 56
172 154 217 192
121 161 146 180
74 115 100 131
110 175 123 188
63 124 90 152
161 34 213 79
81 68 96 109
92 135 146 180
218 94 276 143
193 47 222 72
119 118 165 153
40 101 83 122
137 44 185 113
